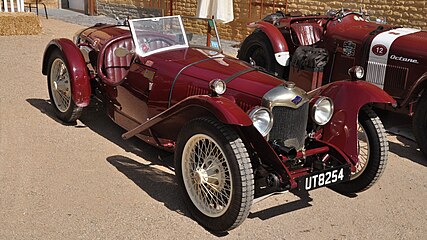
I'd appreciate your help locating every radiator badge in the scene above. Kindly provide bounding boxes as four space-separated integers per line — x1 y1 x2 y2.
291 95 303 105
343 41 356 57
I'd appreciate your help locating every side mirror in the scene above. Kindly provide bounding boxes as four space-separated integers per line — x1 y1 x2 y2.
114 47 132 57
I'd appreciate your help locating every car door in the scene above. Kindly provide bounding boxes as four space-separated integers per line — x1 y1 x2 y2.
113 60 156 127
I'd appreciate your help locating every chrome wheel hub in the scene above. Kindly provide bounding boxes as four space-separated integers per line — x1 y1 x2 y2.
182 134 232 217
195 169 209 185
50 58 71 113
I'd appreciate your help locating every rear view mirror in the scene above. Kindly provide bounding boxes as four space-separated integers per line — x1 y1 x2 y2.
114 47 131 57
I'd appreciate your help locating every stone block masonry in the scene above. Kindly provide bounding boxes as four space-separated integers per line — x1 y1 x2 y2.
97 0 166 19
40 0 59 8
96 0 426 42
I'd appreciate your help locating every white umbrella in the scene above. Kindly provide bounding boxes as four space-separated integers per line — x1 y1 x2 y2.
196 0 234 23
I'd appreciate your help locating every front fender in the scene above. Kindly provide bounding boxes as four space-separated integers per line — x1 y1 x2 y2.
122 95 253 140
312 80 396 164
247 21 290 66
42 38 91 107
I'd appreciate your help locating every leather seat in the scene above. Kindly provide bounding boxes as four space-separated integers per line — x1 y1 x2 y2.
103 36 134 85
101 35 172 85
291 22 323 46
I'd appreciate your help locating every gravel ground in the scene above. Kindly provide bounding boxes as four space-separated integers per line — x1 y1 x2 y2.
0 16 426 239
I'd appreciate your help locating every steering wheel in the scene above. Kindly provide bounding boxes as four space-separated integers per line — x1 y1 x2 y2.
327 8 363 22
324 8 359 32
146 37 175 47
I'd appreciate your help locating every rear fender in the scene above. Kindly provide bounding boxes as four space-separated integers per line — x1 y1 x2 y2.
312 81 396 164
122 95 253 141
247 21 290 66
42 39 91 107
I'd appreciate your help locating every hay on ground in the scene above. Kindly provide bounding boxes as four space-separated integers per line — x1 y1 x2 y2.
0 12 42 36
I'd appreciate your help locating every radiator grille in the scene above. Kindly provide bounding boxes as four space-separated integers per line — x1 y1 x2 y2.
366 61 387 88
366 61 408 89
384 65 408 89
269 103 309 150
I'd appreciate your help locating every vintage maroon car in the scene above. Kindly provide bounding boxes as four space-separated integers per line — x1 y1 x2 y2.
42 16 395 232
238 9 427 157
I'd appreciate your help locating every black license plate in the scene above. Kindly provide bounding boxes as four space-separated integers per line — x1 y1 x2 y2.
297 165 351 191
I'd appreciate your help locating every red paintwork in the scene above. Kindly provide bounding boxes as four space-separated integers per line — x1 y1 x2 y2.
122 95 253 140
313 81 396 164
248 21 289 54
142 48 280 116
78 24 130 51
41 21 395 193
42 39 91 107
251 11 427 112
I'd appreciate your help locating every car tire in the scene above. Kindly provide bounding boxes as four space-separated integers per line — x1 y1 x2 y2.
331 107 388 193
175 117 254 232
413 91 427 158
47 49 82 123
238 30 284 77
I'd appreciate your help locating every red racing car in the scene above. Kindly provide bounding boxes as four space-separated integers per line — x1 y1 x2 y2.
42 16 395 232
238 8 427 157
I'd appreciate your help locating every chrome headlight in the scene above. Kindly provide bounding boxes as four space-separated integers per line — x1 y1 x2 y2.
348 66 364 80
209 79 226 95
248 106 273 137
312 97 334 125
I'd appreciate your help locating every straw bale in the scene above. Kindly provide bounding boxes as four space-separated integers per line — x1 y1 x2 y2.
0 12 42 36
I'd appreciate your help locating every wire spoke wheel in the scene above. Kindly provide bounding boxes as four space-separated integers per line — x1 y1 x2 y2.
50 58 72 113
182 134 232 217
331 107 387 193
353 121 370 179
175 118 254 232
47 50 82 122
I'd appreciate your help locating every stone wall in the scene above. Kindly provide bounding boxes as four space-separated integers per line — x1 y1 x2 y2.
96 0 427 41
285 0 426 30
43 0 58 8
96 0 166 19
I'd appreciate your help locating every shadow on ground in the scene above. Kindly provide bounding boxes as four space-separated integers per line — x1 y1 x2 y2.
376 109 426 166
249 190 313 221
27 97 425 234
27 98 174 167
26 98 203 229
27 98 78 126
388 136 426 167
106 155 186 214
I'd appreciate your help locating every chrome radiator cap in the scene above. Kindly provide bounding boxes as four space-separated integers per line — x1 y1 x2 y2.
262 81 309 109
